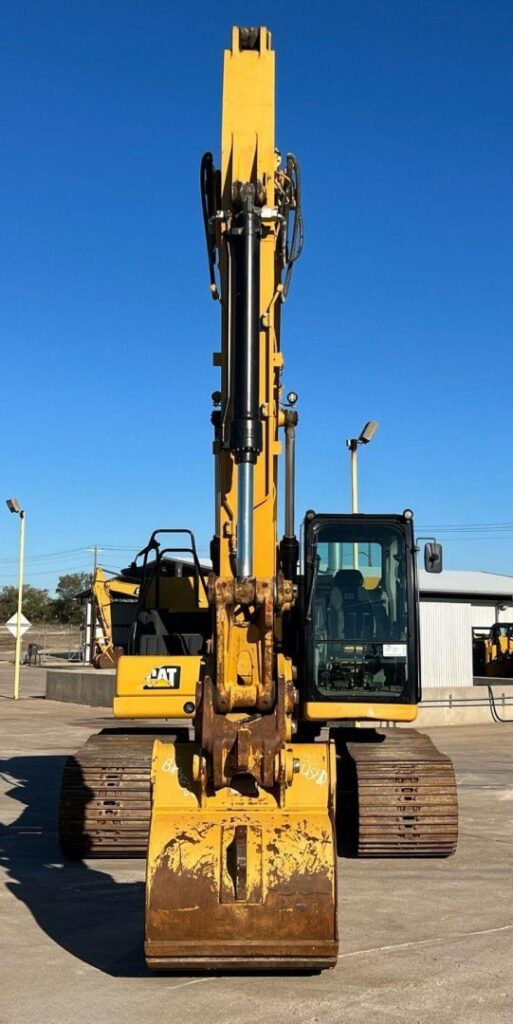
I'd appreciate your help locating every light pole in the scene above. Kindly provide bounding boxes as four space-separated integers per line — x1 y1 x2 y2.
6 497 26 700
346 421 379 567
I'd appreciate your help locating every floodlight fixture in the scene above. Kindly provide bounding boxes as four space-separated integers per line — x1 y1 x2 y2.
358 420 379 445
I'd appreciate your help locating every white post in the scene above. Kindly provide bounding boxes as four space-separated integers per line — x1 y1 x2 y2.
350 442 359 569
13 510 26 700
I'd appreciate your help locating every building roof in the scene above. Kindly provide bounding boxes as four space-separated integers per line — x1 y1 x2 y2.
76 554 212 601
419 569 513 599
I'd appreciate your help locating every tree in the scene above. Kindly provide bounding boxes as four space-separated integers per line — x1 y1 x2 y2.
0 585 51 623
51 572 92 624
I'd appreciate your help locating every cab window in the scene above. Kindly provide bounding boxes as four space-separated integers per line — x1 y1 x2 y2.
311 525 409 699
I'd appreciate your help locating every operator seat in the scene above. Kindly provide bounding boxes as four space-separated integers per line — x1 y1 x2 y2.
367 585 391 639
328 569 374 641
133 608 210 656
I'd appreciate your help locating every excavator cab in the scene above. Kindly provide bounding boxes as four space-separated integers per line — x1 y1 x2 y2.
301 512 419 712
126 529 210 658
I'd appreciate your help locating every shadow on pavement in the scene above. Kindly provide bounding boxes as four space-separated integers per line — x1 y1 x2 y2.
0 755 146 977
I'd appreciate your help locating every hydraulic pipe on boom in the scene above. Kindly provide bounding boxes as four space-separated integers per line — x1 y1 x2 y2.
281 400 299 580
229 185 263 579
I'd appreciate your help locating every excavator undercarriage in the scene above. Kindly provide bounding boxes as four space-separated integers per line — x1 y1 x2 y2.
60 727 457 862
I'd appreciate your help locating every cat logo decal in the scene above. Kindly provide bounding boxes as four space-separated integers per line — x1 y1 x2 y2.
143 665 181 689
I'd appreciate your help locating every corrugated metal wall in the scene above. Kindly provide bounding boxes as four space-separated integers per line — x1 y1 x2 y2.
497 605 513 623
468 602 513 627
419 598 513 688
469 604 497 628
419 601 474 688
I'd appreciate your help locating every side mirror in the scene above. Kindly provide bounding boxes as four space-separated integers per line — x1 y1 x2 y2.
424 542 443 574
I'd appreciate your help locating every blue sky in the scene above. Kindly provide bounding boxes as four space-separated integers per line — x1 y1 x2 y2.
1 1 513 592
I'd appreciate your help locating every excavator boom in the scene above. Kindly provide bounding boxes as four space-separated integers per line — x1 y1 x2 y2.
145 26 338 971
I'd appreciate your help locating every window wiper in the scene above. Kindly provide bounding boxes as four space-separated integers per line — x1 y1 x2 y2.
305 549 319 624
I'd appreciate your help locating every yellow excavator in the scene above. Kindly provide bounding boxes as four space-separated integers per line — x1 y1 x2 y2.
60 27 458 972
473 623 513 678
88 555 210 669
89 567 140 668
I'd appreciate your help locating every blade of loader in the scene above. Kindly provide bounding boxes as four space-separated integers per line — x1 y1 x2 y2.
145 741 338 971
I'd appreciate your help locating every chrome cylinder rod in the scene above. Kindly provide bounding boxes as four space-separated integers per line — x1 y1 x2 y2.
236 461 254 578
284 415 296 538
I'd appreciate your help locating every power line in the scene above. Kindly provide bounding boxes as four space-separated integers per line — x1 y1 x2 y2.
0 543 146 566
0 546 89 565
426 537 513 544
1 527 510 571
418 522 513 532
0 565 92 580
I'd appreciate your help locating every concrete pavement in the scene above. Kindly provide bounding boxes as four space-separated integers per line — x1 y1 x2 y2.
0 665 512 1023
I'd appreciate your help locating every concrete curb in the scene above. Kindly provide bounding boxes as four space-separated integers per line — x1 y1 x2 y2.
46 669 115 708
45 670 513 725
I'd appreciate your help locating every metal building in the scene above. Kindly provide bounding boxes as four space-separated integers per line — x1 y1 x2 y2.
418 570 513 689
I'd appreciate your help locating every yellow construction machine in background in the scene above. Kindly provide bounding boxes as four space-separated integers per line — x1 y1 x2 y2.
473 622 513 678
88 551 210 670
60 27 458 973
89 567 139 668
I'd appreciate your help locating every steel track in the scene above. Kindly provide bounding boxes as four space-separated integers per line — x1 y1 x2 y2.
59 731 180 858
60 728 458 860
338 729 458 857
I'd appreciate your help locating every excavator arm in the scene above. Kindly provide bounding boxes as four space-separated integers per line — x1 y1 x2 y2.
145 26 338 972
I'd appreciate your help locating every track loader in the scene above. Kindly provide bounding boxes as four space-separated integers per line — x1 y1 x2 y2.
60 26 458 971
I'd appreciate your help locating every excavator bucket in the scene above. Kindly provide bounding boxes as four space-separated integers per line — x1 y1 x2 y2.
145 740 338 971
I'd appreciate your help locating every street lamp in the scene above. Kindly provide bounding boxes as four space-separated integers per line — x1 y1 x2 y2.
346 421 379 568
5 497 26 700
346 421 379 513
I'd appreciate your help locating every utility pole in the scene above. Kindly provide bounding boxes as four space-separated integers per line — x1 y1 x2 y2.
87 545 103 577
